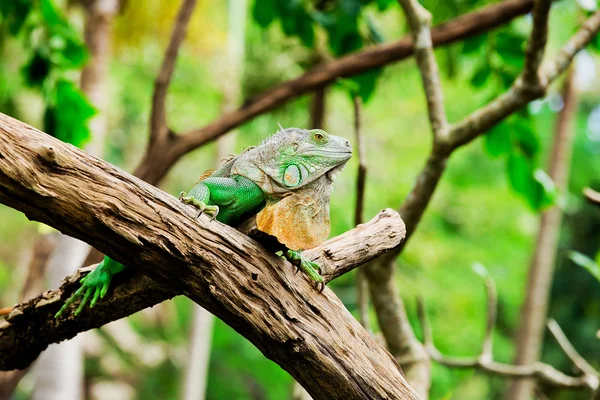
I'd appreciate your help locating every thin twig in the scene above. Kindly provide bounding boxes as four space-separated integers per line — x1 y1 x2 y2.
480 277 497 362
397 0 448 140
547 319 599 378
353 96 370 330
149 0 197 147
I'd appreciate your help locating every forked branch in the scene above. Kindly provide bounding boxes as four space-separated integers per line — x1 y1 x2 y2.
417 277 600 392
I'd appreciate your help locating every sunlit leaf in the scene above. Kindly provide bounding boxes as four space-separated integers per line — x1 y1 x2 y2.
484 124 511 157
50 80 96 148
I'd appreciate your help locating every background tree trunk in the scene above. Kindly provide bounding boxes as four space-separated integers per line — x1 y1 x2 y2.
505 68 578 400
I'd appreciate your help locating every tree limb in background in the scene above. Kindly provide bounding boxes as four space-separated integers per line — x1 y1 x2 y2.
352 97 370 331
132 0 536 185
506 66 578 400
149 0 197 148
364 3 600 397
0 114 417 399
417 277 600 394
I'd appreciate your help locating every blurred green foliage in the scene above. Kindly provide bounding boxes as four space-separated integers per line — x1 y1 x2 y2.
1 0 600 399
0 0 94 148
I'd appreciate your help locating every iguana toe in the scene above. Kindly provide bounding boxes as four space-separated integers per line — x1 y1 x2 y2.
284 250 325 292
179 193 219 221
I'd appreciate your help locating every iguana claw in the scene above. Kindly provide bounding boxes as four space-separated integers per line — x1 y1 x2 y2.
284 249 325 292
55 261 113 318
179 191 219 221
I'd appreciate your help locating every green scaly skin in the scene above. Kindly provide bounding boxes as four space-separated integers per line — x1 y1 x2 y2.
56 128 351 318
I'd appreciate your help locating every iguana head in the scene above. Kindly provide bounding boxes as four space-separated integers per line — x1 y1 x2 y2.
231 127 352 195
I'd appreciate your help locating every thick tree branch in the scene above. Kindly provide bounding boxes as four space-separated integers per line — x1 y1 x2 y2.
0 114 417 399
417 278 600 392
149 0 197 148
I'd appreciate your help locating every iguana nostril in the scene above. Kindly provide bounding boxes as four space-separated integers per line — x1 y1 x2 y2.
345 140 351 148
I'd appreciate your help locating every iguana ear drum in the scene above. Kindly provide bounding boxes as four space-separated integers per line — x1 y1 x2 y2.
283 164 301 187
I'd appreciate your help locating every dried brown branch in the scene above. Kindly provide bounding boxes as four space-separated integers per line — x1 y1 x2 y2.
417 279 599 392
397 0 448 139
0 114 417 399
149 0 197 148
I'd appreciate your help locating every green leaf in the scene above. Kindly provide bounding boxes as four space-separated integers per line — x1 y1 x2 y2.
484 124 511 157
471 62 491 87
513 118 539 158
569 251 600 283
347 68 382 102
39 0 63 27
506 152 533 197
376 0 395 11
0 0 32 35
462 34 487 54
252 0 277 27
51 80 96 148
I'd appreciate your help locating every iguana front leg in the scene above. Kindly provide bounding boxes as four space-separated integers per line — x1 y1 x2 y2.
284 249 325 292
179 180 219 220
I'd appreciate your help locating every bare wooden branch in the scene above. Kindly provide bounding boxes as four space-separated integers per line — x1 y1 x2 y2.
416 282 599 392
547 319 599 379
397 0 448 139
0 114 416 399
149 0 197 148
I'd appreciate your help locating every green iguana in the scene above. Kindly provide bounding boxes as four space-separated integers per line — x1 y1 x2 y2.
55 127 352 317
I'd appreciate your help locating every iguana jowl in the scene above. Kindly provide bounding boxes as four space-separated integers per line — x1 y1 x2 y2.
56 128 352 317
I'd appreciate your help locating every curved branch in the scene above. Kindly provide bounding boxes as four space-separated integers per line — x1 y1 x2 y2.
0 114 416 399
149 0 197 147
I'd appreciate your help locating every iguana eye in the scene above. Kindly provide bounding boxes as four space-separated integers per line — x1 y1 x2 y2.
314 133 324 140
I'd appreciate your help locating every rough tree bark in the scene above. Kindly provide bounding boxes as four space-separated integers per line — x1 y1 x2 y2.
0 114 418 399
506 69 578 400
